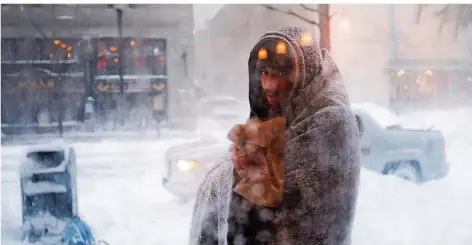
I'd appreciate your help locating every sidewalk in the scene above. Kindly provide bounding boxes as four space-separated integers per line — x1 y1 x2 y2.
1 129 207 146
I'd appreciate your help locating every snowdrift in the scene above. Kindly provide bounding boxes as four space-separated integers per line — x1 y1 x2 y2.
2 108 472 245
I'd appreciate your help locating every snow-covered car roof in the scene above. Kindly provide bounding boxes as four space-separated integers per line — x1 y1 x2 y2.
351 102 399 128
197 96 249 114
199 96 243 104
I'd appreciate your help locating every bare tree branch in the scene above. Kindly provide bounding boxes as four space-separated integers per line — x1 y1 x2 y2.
454 5 468 41
438 5 449 37
436 5 450 16
419 4 472 41
261 4 319 26
300 4 320 14
416 4 424 24
300 4 336 19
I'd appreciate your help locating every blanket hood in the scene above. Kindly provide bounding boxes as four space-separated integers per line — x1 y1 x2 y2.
248 25 347 126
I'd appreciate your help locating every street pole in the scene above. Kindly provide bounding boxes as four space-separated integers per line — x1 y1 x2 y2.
116 8 125 127
388 4 398 60
318 4 331 52
388 4 399 112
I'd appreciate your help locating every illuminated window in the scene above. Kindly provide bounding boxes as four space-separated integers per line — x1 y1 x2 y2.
95 39 120 75
109 46 118 53
40 39 78 61
123 38 166 76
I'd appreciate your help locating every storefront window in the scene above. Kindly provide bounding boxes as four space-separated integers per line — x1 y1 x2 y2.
1 38 86 128
123 38 166 76
40 39 79 61
95 38 120 76
390 68 450 102
1 39 15 61
16 39 40 61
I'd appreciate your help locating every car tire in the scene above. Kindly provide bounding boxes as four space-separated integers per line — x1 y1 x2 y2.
386 161 422 184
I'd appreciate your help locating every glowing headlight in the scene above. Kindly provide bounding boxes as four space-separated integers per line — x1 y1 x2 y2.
210 108 215 119
177 160 197 171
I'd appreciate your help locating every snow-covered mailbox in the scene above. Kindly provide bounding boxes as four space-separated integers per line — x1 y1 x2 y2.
20 144 78 243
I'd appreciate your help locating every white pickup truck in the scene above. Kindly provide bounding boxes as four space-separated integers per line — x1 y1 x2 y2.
162 102 450 199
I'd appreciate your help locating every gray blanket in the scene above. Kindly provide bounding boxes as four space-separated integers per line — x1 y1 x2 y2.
189 25 361 245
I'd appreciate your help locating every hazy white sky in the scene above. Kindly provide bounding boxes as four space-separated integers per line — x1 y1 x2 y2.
193 4 224 30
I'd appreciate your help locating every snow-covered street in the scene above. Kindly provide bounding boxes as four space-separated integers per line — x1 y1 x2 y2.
2 139 197 245
2 108 472 245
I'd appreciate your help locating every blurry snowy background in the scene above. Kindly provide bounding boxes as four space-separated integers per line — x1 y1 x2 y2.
2 3 472 245
3 108 472 245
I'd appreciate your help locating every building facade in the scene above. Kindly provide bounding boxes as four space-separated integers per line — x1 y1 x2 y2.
194 4 472 111
1 4 195 133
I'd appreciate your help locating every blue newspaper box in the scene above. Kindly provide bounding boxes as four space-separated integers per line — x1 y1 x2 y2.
20 144 79 242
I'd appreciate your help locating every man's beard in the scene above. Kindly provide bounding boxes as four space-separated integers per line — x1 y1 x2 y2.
264 90 290 119
263 81 293 119
268 102 283 118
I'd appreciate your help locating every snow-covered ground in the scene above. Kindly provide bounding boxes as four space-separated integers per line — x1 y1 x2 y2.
2 139 197 245
353 107 472 245
2 107 472 245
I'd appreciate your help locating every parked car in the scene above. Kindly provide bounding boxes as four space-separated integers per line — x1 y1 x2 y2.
162 103 450 199
161 136 231 198
352 103 449 182
194 96 249 134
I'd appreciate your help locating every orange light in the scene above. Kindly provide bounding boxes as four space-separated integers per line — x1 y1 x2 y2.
258 48 268 60
53 40 61 45
109 46 118 52
130 40 136 47
67 46 72 52
152 83 165 91
300 32 313 46
60 43 67 49
113 57 119 63
275 41 287 55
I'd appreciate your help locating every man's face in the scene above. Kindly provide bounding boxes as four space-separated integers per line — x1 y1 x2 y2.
260 67 291 106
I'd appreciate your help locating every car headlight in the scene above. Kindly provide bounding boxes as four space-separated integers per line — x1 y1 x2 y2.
177 160 197 171
210 109 215 120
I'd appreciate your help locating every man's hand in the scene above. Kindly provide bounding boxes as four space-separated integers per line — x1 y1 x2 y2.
231 144 248 178
232 143 270 178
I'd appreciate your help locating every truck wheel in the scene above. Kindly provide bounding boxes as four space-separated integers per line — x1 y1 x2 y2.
386 161 422 184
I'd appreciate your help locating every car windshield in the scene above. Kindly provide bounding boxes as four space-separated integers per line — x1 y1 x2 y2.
202 98 239 108
352 103 400 128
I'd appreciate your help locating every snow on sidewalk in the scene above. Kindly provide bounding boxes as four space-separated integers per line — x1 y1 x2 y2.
2 108 472 245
